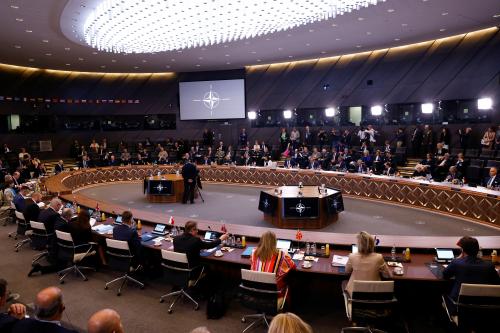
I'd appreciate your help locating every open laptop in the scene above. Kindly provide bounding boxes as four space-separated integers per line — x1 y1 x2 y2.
351 244 358 254
152 223 167 236
435 248 455 263
276 239 292 251
113 215 122 225
204 231 219 241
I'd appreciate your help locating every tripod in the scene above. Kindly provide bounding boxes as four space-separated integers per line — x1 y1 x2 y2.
195 183 204 203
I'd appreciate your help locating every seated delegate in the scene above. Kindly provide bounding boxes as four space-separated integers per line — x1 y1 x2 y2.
250 231 296 305
0 278 26 333
442 236 500 314
344 231 392 296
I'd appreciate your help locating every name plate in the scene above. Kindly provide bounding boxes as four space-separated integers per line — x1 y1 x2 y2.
315 172 322 176
419 183 430 186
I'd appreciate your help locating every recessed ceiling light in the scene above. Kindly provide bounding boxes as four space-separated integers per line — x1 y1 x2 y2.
223 45 228 48
394 38 400 41
278 47 283 51
14 45 21 49
65 63 71 66
366 31 372 35
251 51 257 54
171 58 175 62
42 39 49 43
331 23 337 27
493 14 500 18
287 33 292 37
196 64 201 67
134 66 139 69
197 57 203 60
25 29 32 33
177 50 182 53
265 38 271 41
226 62 231 65
305 43 311 46
309 29 314 32
356 45 362 48
321 51 326 54
64 47 71 51
225 54 230 57
142 59 147 62
10 5 19 9
244 41 250 45
401 23 408 27
100 65 106 68
335 38 341 41
111 59 117 62
441 12 448 16
357 17 364 21
78 57 84 61
15 18 23 22
288 55 293 58
165 65 170 69
440 28 446 32
256 59 261 62
45 53 52 56
28 58 34 62
387 9 395 13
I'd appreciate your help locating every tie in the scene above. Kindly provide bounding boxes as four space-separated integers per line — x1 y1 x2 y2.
488 176 495 187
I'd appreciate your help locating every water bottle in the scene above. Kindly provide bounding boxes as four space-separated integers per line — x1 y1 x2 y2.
391 245 396 261
305 243 310 255
477 247 483 259
311 243 317 256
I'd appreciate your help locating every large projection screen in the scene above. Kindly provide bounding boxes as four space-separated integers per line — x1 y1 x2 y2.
179 79 245 120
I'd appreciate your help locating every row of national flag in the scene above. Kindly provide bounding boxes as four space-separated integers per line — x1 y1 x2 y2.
0 96 140 104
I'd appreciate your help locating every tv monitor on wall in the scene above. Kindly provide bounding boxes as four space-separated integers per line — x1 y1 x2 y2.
179 79 245 120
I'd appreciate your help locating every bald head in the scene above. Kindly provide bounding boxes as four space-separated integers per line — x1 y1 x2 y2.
49 198 62 211
35 287 64 321
88 309 124 333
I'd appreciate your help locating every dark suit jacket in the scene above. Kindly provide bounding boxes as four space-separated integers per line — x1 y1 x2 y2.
54 164 64 174
181 162 197 181
68 223 92 246
13 194 27 212
442 256 500 300
38 208 60 234
0 313 18 333
484 175 500 188
12 318 78 333
173 233 221 268
113 224 141 257
23 200 40 224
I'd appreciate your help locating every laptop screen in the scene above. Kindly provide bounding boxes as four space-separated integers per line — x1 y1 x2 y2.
115 216 122 224
276 239 291 251
204 231 217 240
154 224 166 233
436 248 455 260
351 244 358 254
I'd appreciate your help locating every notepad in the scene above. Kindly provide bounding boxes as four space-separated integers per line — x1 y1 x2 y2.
92 224 113 234
331 255 349 267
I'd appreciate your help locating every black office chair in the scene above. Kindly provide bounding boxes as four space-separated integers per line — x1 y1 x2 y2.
159 249 203 313
104 238 145 296
343 281 398 329
29 221 52 264
464 149 479 159
13 211 31 252
479 149 494 160
239 269 286 333
55 230 96 284
442 283 500 332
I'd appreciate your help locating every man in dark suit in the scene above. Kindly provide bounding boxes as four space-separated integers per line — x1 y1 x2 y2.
113 210 142 266
181 153 198 204
484 167 499 189
0 279 26 333
173 221 228 268
54 160 64 174
23 191 42 232
12 286 78 333
38 198 63 235
443 236 500 314
13 186 29 212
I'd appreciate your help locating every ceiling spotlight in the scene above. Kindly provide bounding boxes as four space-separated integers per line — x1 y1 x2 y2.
325 107 336 117
421 103 434 114
371 105 382 116
82 0 383 53
477 97 493 110
247 111 257 120
283 110 292 119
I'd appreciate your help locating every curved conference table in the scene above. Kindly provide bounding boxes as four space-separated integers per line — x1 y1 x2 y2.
44 165 500 281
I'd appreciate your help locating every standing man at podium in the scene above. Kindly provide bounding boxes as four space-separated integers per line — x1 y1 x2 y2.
182 153 197 204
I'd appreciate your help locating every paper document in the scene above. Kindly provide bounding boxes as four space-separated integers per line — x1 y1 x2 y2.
92 224 113 234
332 255 349 267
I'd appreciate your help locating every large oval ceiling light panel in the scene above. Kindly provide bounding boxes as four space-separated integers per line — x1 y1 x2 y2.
83 0 383 54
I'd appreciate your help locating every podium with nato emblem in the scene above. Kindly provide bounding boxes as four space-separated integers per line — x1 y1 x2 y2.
143 174 184 203
258 185 343 229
